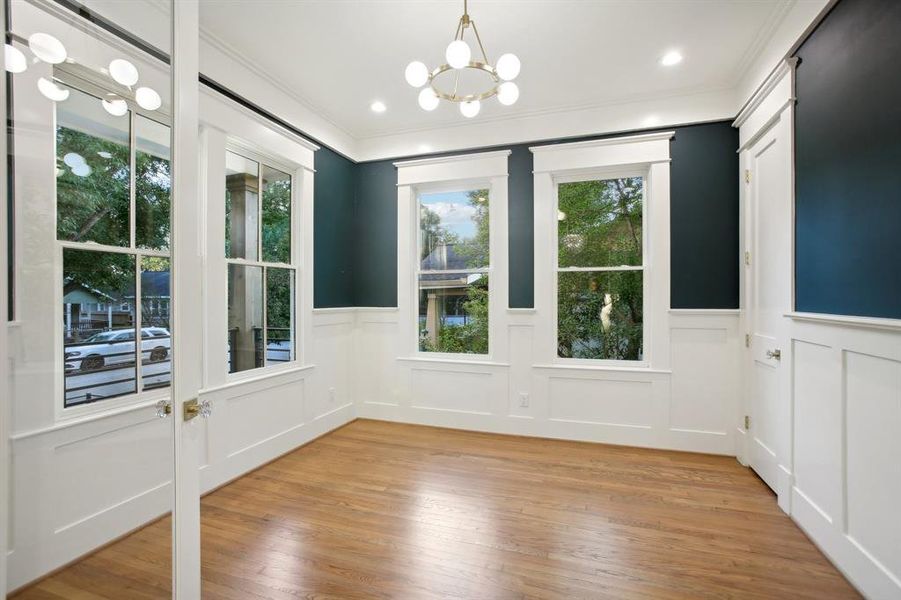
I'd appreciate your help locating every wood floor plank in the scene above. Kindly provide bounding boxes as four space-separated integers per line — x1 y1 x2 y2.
12 419 861 599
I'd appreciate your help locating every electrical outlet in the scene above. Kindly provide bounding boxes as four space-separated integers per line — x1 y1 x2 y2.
519 392 530 408
328 387 336 403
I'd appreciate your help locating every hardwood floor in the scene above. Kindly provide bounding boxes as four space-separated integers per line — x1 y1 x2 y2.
13 419 860 599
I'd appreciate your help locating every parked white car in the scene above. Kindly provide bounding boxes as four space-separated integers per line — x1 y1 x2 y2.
65 327 171 372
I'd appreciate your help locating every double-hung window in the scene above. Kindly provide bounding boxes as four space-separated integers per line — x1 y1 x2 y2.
57 80 172 407
556 176 645 361
533 132 672 368
224 149 296 374
416 188 490 355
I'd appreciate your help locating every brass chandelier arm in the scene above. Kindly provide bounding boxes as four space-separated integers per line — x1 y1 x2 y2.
469 19 490 64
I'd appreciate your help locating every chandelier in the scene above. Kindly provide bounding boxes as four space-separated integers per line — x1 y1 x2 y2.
404 0 520 118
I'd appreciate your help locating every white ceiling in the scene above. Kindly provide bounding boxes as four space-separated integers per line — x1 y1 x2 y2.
196 0 794 141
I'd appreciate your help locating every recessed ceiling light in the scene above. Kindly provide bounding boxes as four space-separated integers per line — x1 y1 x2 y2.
660 51 683 66
370 100 386 113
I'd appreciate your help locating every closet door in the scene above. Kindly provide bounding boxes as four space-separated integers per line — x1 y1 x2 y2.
743 111 793 500
3 1 184 596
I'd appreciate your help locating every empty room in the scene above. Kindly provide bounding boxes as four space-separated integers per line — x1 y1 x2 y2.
1 0 899 598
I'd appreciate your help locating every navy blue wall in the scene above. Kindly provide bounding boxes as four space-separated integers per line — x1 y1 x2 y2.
313 147 356 307
351 121 739 309
794 0 901 318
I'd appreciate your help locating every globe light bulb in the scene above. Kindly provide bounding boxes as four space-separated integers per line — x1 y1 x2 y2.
71 163 92 178
135 86 162 110
497 81 519 106
28 32 67 64
37 77 69 102
445 40 471 69
102 97 128 117
5 44 27 73
460 99 480 118
109 58 139 86
405 61 429 88
495 53 521 81
418 88 439 111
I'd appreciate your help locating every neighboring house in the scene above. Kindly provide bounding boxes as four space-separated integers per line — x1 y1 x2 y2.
63 271 171 342
419 243 479 344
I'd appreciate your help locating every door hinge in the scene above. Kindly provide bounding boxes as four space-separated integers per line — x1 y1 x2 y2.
744 251 751 266
745 333 751 348
745 169 751 183
744 415 750 430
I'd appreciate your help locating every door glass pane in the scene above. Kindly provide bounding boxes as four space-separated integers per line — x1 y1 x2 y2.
141 257 171 390
225 151 260 260
63 249 137 405
228 263 264 372
56 84 131 247
136 115 172 251
262 165 291 264
6 1 175 596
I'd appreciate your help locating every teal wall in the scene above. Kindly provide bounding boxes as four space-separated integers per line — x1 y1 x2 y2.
794 0 901 318
349 121 739 309
313 147 356 307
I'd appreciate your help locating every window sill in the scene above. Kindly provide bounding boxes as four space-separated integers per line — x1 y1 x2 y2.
209 363 316 396
785 311 901 332
397 355 510 368
16 395 168 442
533 363 671 375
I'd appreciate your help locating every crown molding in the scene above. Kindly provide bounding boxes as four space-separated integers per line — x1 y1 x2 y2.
529 131 675 154
733 57 797 129
393 149 511 169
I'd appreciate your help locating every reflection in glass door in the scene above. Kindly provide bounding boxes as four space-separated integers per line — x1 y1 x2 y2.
4 1 176 597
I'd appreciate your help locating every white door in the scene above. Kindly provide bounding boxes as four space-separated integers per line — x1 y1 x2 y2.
744 111 793 498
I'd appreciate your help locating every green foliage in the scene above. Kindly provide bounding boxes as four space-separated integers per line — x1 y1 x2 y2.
262 175 291 264
419 275 489 354
556 178 644 360
57 124 171 296
266 267 293 341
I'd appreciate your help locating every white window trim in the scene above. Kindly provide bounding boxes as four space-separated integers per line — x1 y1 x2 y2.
199 87 316 392
52 74 175 420
395 150 510 364
531 132 673 371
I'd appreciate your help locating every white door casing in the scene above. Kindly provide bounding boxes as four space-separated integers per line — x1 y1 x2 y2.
734 59 796 511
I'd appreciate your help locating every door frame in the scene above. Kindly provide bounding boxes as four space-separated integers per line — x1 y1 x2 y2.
1 0 10 593
734 58 797 513
171 1 202 597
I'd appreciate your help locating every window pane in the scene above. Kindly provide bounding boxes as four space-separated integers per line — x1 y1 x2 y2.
135 116 171 251
558 177 643 268
418 272 488 354
141 257 170 390
419 189 489 270
63 249 136 405
557 270 643 361
227 263 263 373
262 165 291 264
265 267 294 365
225 151 260 260
56 84 130 247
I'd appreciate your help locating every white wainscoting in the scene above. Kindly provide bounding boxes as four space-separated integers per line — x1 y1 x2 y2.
786 315 901 600
6 309 355 592
355 308 741 455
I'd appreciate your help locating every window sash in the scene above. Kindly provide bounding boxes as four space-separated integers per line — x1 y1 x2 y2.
56 79 173 408
553 176 647 364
